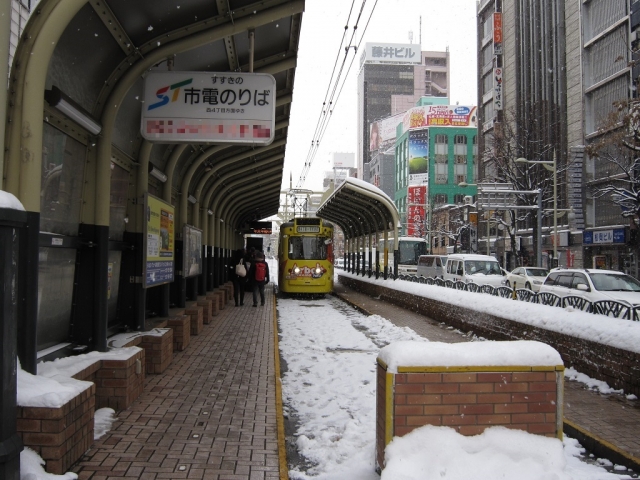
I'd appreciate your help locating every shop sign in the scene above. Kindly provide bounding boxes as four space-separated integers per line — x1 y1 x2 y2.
583 228 626 245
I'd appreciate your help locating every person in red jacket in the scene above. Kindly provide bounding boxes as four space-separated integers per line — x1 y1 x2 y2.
248 252 269 307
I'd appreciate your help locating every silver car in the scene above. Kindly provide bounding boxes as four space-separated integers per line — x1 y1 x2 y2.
538 268 640 306
506 267 549 292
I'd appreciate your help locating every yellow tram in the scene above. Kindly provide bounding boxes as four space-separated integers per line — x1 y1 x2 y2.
278 217 334 295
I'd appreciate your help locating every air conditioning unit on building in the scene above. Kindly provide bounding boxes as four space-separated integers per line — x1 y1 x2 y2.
464 195 473 205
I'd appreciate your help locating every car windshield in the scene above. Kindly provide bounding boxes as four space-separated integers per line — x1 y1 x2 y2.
589 273 640 292
526 268 549 277
465 260 502 275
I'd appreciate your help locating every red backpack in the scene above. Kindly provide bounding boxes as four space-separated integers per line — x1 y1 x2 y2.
255 262 267 282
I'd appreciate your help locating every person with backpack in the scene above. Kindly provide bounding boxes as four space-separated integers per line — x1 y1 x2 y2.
230 249 247 306
248 252 269 307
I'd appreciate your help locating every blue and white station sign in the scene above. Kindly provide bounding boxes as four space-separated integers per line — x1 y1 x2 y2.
141 71 276 145
583 228 626 245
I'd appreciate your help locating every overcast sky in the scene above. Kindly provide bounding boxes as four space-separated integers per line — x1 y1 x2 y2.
283 0 479 192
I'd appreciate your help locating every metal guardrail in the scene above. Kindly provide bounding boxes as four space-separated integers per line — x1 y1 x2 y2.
405 275 640 321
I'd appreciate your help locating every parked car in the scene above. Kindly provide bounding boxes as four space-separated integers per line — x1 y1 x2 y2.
416 255 448 278
506 267 549 292
538 268 640 306
334 258 345 270
443 254 507 287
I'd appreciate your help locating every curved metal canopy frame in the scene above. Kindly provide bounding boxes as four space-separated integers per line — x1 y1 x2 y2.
1 0 305 362
316 178 400 279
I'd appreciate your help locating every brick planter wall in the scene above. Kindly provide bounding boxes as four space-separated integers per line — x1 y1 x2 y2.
17 383 95 474
213 289 226 310
198 298 213 324
185 304 204 335
139 329 173 374
207 293 220 316
375 361 563 470
340 275 640 396
168 314 191 351
86 350 145 411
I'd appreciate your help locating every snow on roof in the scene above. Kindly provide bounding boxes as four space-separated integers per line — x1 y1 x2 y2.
378 340 563 373
0 190 25 211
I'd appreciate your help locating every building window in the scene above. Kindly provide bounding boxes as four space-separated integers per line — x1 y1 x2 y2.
454 194 465 204
434 194 447 205
455 155 467 164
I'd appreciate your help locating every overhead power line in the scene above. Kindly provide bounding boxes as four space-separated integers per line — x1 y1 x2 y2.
296 0 379 188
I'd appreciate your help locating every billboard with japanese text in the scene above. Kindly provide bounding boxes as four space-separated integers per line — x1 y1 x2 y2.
362 42 422 65
141 71 276 145
407 185 427 237
408 129 429 185
143 194 175 288
402 105 477 132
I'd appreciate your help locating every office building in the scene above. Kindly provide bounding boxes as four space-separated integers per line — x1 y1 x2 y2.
357 42 450 181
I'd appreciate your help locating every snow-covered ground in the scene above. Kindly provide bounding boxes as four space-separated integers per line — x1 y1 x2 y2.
277 293 637 480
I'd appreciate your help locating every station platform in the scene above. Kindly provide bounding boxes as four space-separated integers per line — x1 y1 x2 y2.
72 284 284 480
70 280 640 479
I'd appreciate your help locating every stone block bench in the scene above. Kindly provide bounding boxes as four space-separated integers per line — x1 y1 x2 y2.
167 314 191 351
18 347 143 474
108 328 173 374
375 340 564 471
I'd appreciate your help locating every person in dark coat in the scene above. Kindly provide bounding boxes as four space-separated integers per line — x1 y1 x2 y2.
248 252 270 307
229 249 247 306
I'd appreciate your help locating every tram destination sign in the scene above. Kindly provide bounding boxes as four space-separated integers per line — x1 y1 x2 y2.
141 71 276 145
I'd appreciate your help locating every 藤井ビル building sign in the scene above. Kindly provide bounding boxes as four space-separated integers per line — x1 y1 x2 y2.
141 71 276 145
361 42 422 65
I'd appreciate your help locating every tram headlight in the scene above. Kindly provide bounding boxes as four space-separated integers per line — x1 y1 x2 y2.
293 266 301 275
314 267 322 275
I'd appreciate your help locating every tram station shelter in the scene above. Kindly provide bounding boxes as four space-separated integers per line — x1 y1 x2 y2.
317 177 400 277
0 2 304 472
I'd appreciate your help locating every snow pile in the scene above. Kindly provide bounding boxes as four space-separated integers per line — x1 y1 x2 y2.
340 270 640 354
0 190 25 210
381 426 632 480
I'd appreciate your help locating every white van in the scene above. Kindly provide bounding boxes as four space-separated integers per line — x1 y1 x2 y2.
443 254 507 287
417 255 448 278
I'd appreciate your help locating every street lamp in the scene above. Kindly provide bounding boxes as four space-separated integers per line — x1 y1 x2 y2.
515 152 558 266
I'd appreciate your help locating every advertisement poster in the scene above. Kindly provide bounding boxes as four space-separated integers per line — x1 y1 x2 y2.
144 193 175 288
408 129 430 185
369 112 404 153
183 224 203 278
407 185 427 237
403 105 478 132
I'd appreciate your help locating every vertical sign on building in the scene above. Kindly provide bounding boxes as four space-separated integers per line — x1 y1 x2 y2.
407 185 427 237
494 67 503 110
493 13 503 56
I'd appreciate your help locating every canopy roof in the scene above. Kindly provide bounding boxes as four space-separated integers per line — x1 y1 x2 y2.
316 178 399 241
5 0 304 239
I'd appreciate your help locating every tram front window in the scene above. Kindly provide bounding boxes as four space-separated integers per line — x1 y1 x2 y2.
289 237 328 260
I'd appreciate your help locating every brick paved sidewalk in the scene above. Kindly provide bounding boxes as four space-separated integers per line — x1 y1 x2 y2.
72 285 281 480
334 280 640 472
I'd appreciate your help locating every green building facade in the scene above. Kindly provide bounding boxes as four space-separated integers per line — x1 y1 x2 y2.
395 125 478 237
